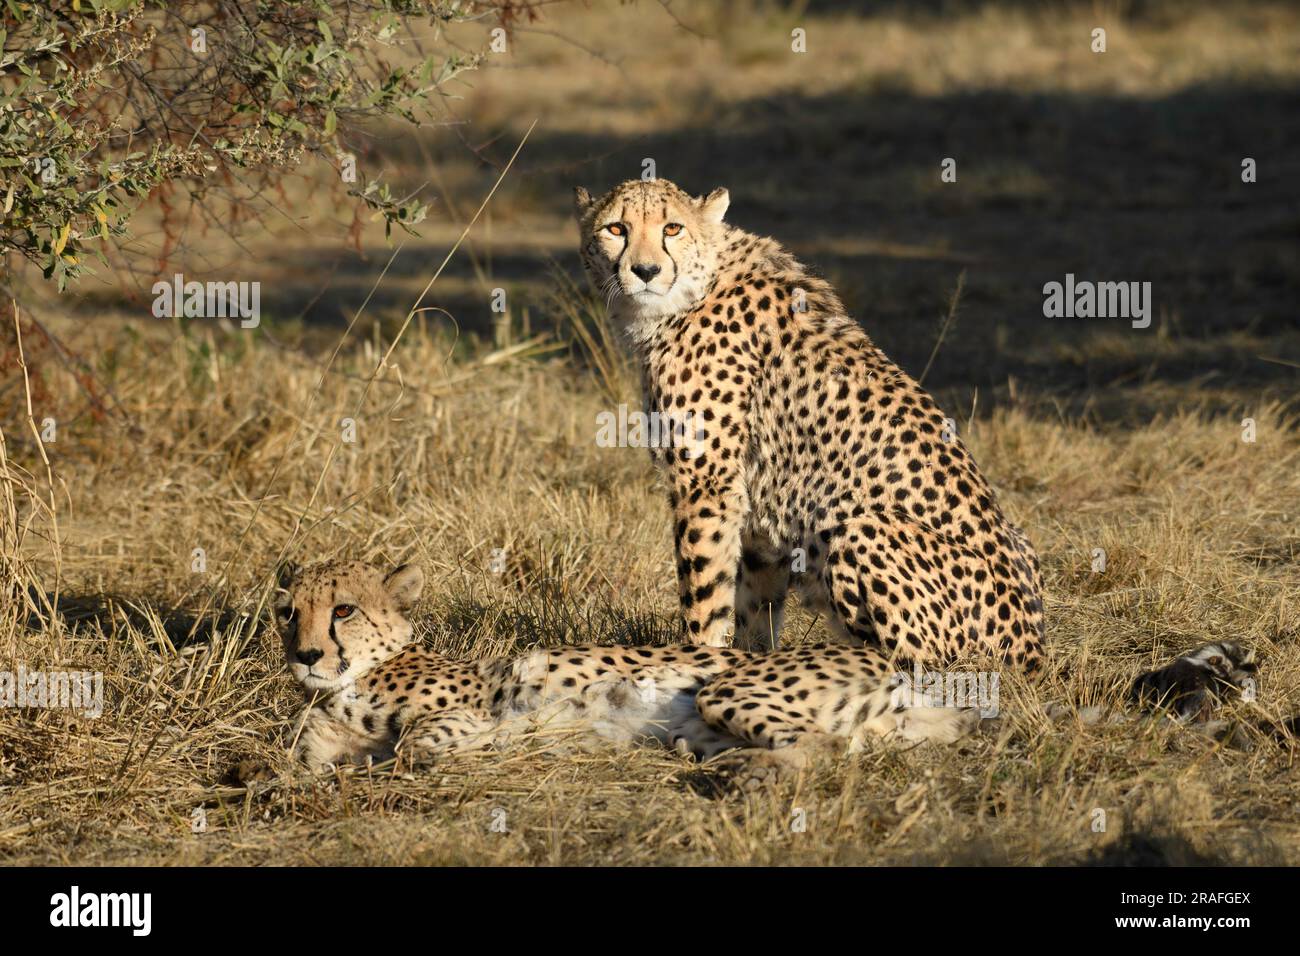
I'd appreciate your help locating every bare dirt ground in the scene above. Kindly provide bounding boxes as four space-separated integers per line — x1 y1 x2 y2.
2 0 1298 865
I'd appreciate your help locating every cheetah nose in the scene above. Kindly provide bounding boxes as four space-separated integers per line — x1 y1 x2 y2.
631 263 661 282
296 648 324 666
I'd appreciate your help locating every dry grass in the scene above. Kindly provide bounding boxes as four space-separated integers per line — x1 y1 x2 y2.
2 0 1299 865
1 308 1297 865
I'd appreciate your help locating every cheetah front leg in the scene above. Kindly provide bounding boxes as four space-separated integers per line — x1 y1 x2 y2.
293 707 385 771
404 709 499 757
668 467 748 647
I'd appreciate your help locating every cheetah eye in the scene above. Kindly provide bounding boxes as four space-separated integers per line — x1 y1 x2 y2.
276 605 294 620
664 223 683 237
333 605 354 620
605 223 626 237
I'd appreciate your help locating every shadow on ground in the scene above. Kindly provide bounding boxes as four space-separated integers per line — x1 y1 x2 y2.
24 587 254 649
243 80 1299 426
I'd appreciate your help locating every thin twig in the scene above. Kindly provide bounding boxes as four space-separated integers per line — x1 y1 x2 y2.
274 119 539 594
11 300 63 620
919 269 965 386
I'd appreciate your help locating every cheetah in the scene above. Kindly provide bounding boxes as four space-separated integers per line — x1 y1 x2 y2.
273 560 979 772
575 178 1045 673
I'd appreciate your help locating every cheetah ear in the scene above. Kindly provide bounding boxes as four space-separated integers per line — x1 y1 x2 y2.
383 564 424 609
573 186 593 220
698 187 729 225
276 560 301 591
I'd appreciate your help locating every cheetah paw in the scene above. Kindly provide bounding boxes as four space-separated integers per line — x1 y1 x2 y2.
707 749 797 792
894 706 981 744
707 736 841 792
222 757 276 787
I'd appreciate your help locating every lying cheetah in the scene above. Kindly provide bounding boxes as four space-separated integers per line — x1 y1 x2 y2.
575 179 1045 672
273 560 977 771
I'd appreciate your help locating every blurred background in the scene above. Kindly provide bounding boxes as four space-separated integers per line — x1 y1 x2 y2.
24 0 1300 424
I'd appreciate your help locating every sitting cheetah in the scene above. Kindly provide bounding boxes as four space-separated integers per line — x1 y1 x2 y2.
575 179 1045 672
273 560 978 771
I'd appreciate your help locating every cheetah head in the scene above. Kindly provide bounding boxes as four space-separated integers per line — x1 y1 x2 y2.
273 560 424 692
574 178 730 332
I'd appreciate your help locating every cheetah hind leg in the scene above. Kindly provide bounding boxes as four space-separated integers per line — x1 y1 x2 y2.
850 681 981 750
705 684 980 791
708 703 981 792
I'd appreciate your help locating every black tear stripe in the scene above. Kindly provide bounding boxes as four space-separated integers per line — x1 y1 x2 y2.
662 235 679 286
328 619 348 671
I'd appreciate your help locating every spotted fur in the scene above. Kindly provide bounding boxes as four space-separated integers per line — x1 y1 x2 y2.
575 178 1045 672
